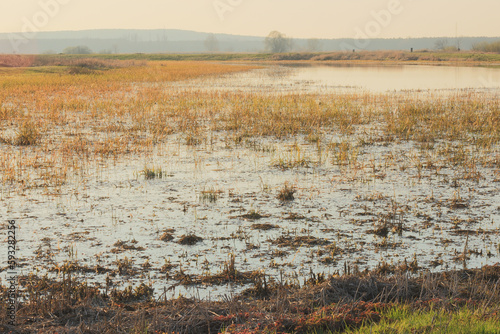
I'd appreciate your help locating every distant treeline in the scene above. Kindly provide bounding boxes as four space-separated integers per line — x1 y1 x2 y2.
472 40 500 53
2 51 500 69
0 29 500 54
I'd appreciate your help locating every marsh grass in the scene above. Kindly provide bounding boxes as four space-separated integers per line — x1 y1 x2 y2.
141 165 164 180
1 59 275 188
14 120 41 146
1 56 500 332
277 182 296 201
199 187 222 203
1 56 499 189
331 140 359 166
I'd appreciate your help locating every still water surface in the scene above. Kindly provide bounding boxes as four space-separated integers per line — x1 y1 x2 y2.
289 64 500 92
179 64 500 94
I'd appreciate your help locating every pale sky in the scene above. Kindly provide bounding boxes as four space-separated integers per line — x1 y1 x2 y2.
1 0 499 39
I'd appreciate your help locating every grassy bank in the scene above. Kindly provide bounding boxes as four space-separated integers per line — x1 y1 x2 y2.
2 50 500 67
62 50 500 64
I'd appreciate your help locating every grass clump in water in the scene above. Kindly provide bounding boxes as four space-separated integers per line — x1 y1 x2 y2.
15 120 41 146
141 166 164 180
178 234 203 245
277 182 296 201
199 187 222 203
159 232 174 242
251 223 278 230
240 209 269 220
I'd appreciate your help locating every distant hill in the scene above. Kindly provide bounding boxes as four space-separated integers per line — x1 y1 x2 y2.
0 29 498 54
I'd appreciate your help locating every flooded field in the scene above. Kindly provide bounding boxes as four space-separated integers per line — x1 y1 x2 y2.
173 63 500 93
1 61 500 300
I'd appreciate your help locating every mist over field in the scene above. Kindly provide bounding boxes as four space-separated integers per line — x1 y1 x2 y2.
1 28 499 54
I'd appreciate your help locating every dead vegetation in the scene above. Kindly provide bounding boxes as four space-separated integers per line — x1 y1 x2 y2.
110 240 145 253
1 264 498 333
277 182 296 201
178 234 204 245
251 223 279 230
273 235 330 247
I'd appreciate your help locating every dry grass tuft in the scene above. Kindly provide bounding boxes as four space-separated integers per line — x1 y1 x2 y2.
178 234 204 245
277 182 296 201
14 120 41 146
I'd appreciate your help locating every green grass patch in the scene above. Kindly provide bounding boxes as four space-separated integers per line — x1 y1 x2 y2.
343 304 500 334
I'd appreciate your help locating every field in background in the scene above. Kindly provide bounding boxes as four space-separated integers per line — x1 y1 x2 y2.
2 50 500 66
0 55 499 333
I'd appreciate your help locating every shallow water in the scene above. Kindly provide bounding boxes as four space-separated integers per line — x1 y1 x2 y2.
172 64 500 94
1 64 500 301
289 64 500 92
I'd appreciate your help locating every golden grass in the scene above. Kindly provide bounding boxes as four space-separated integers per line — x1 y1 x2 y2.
0 59 499 189
1 59 499 332
0 60 256 187
384 97 500 145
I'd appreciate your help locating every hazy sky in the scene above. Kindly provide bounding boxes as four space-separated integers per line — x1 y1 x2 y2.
2 0 499 38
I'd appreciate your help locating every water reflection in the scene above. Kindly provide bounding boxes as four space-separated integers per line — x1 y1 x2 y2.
171 63 500 94
288 64 500 92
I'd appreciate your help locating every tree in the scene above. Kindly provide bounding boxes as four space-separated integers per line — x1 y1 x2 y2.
204 34 219 52
434 38 449 50
264 31 292 53
307 38 322 52
63 45 93 54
